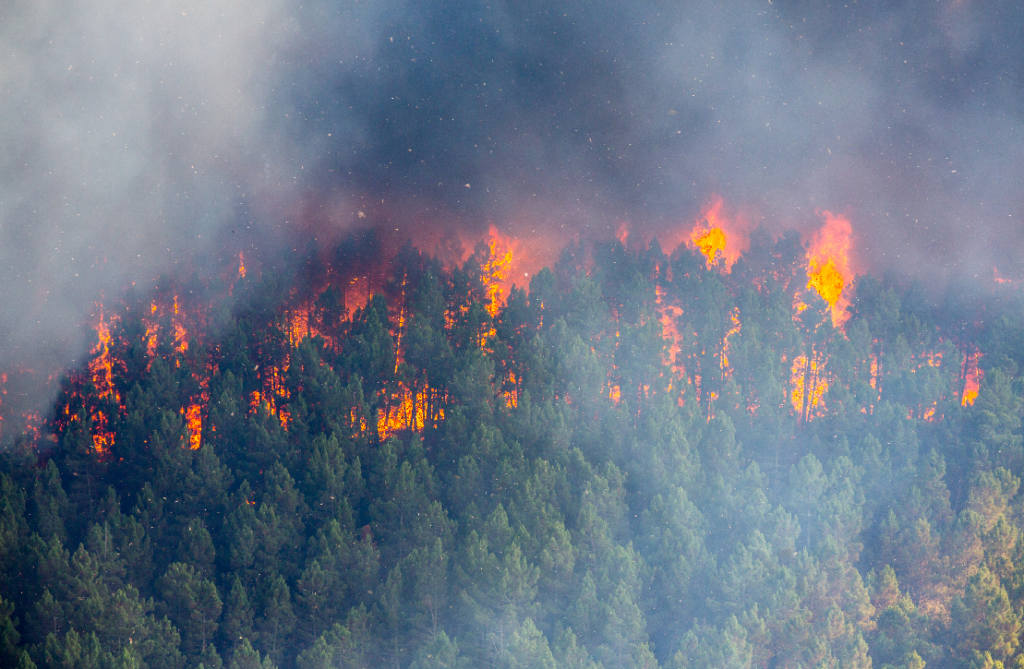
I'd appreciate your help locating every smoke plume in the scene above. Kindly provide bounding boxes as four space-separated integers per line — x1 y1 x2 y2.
2 0 1022 415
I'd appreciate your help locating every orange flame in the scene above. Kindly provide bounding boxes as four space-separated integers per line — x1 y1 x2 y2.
685 197 747 271
962 350 983 406
184 403 202 450
655 285 685 376
616 222 630 246
806 211 854 328
86 306 119 454
503 371 519 408
480 225 516 318
721 308 742 372
88 307 116 400
238 251 246 279
377 386 443 437
791 353 828 419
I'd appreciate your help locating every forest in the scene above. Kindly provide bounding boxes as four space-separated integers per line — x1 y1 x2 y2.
0 224 1021 669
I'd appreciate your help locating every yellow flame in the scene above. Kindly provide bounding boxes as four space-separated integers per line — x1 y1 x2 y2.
691 227 728 268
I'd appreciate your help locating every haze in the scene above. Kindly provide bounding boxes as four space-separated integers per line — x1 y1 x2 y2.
2 0 1022 381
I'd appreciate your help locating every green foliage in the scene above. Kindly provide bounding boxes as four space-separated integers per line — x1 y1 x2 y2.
5 236 1024 669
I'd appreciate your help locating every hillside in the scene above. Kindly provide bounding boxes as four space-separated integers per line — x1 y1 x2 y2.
0 229 1022 669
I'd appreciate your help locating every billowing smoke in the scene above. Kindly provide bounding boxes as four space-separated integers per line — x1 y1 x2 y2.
2 0 1022 419
280 0 1024 278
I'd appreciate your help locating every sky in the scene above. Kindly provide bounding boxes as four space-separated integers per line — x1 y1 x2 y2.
1 0 1023 394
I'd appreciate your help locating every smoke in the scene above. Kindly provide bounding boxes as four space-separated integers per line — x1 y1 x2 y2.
2 0 1022 421
0 0 296 368
280 0 1024 277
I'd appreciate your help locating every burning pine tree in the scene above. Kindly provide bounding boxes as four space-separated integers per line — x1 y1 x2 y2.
0 212 1021 669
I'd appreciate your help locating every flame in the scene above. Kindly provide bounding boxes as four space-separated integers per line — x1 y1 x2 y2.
480 225 515 318
721 308 741 371
377 386 443 437
238 251 246 279
250 389 290 430
393 275 408 373
86 306 119 454
655 285 685 376
684 197 748 271
616 222 630 246
503 371 519 408
806 211 854 327
962 349 983 406
791 353 827 419
347 276 371 320
287 305 325 348
88 306 117 400
691 227 728 268
184 403 202 450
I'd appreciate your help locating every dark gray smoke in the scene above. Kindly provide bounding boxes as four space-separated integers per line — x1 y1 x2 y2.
280 0 1024 277
2 0 1022 420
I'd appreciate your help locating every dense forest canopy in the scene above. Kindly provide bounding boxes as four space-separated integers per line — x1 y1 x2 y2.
0 223 1022 669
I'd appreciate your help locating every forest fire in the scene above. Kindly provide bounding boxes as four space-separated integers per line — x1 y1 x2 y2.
655 285 684 376
790 353 827 420
962 349 983 406
3 208 1019 669
85 306 118 454
478 225 517 317
806 211 854 327
685 197 747 271
184 403 202 450
3 1 1022 662
29 198 999 462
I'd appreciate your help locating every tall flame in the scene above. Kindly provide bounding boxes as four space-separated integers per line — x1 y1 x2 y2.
480 225 516 318
184 403 202 450
791 353 828 419
962 349 983 406
86 305 119 454
806 211 854 328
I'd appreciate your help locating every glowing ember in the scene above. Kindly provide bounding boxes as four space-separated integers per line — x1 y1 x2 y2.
806 211 854 328
238 251 246 278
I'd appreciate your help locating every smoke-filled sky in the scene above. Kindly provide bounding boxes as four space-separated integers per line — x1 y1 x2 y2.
2 0 1023 376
